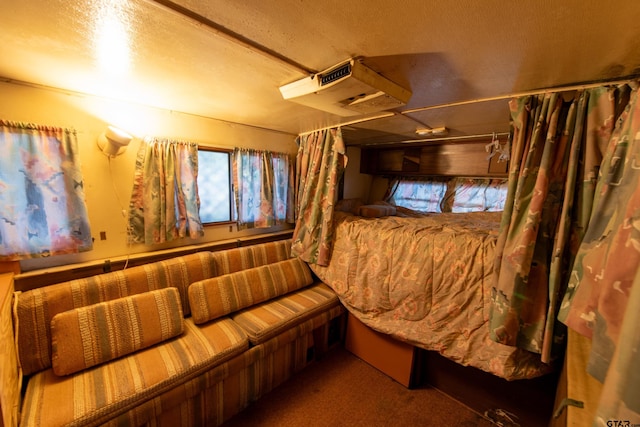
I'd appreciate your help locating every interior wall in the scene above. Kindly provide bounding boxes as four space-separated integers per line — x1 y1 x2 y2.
0 81 297 272
369 176 390 203
342 146 372 202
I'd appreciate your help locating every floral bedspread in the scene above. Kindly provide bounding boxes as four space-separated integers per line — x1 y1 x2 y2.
309 211 551 380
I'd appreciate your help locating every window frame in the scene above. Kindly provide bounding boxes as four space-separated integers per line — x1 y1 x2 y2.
197 146 235 226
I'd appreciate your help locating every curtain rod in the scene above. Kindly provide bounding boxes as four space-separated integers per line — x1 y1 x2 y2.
401 76 639 115
297 112 396 136
357 132 511 147
298 76 639 137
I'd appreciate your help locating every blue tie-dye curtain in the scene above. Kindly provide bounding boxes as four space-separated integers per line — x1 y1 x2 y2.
0 120 92 260
128 137 204 244
232 148 294 229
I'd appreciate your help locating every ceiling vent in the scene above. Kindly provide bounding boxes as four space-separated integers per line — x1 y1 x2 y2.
279 59 412 117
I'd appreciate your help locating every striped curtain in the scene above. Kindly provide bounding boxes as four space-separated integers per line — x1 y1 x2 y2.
291 128 347 266
232 148 294 229
128 137 203 244
0 120 92 260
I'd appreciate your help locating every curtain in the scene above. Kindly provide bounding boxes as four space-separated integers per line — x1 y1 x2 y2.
558 83 639 423
385 177 507 213
291 128 347 266
272 151 295 224
0 120 92 260
386 177 448 212
489 86 631 364
232 148 294 229
444 178 508 213
128 137 203 244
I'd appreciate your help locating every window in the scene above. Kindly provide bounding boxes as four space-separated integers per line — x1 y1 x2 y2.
449 178 508 212
197 148 232 224
389 177 508 213
389 179 448 213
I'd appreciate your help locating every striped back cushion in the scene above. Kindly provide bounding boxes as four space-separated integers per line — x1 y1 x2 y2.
189 257 313 324
212 239 292 275
15 252 215 376
51 288 184 376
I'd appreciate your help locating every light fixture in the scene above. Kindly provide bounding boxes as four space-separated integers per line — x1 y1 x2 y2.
97 126 133 157
415 126 448 137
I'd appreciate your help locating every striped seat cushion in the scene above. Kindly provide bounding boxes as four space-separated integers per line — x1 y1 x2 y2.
101 305 345 427
15 252 215 376
231 283 340 345
212 239 292 275
51 288 184 376
19 317 248 427
189 257 313 324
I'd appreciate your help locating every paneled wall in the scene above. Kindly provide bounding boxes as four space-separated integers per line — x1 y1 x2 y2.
360 139 508 177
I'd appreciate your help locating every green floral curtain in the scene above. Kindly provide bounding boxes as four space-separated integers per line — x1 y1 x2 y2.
489 86 631 364
232 148 294 229
0 120 92 260
558 83 639 423
128 137 203 244
291 128 347 265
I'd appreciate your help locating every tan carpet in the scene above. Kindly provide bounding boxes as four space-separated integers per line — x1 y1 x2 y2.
223 347 495 427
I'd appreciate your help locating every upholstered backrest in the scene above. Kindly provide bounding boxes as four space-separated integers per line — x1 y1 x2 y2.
189 257 313 324
212 239 292 276
14 252 215 376
50 287 184 376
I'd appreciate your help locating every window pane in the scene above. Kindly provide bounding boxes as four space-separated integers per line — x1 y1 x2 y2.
391 180 447 213
197 150 231 223
451 178 508 212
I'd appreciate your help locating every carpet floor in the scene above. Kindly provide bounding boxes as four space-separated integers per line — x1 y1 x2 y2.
222 346 496 427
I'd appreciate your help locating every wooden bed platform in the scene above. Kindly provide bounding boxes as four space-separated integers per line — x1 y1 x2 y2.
344 313 559 427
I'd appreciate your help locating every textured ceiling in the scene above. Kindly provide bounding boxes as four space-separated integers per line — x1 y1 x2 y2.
1 0 640 146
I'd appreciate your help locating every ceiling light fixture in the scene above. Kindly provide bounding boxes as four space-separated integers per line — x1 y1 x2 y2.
415 127 448 137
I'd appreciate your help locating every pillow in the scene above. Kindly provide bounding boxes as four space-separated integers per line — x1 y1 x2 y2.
358 204 397 218
189 257 313 324
335 198 364 214
50 287 184 376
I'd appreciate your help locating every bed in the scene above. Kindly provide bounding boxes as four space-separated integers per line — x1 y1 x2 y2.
308 207 552 381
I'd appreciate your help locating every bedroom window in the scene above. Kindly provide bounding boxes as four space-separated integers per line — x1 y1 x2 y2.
388 179 448 213
447 178 508 212
197 148 233 224
389 178 508 213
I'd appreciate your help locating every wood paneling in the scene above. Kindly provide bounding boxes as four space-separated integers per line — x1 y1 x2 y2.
419 143 488 175
0 273 19 427
345 314 422 388
423 351 558 427
360 140 509 177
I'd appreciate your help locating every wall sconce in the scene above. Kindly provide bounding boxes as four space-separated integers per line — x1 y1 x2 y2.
97 126 133 157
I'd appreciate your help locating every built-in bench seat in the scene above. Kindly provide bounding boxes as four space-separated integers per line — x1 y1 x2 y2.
20 317 249 426
1 239 345 426
232 283 342 345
